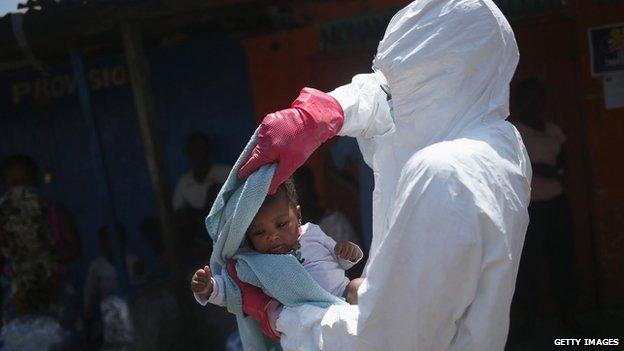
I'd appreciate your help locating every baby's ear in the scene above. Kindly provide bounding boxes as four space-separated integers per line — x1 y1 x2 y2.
296 205 302 222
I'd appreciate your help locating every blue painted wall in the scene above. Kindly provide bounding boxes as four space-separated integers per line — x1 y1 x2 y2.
0 36 256 287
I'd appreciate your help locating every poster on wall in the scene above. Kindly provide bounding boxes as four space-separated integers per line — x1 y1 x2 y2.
588 22 624 76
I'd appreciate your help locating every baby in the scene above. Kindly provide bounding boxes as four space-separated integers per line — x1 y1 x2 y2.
191 178 363 306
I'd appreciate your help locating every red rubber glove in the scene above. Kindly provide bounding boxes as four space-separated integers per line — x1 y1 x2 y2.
226 260 281 341
238 88 344 194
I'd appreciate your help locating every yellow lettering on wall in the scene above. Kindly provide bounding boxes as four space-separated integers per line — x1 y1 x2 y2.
34 79 51 101
101 67 111 89
65 75 76 95
9 65 128 105
111 66 126 86
50 75 67 98
11 82 31 104
88 68 102 90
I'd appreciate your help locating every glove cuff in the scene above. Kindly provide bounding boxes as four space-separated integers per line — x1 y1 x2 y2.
292 87 345 141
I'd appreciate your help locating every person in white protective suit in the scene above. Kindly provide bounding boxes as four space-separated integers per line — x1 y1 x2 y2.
233 0 532 350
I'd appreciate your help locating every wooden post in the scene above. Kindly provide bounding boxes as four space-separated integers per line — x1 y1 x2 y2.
120 20 181 280
119 23 203 336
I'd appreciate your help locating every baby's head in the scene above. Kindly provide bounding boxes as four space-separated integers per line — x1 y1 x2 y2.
246 178 301 254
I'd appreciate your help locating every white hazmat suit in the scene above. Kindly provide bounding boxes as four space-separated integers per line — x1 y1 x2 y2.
275 0 531 350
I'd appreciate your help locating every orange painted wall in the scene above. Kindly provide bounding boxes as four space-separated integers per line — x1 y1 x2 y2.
573 0 624 305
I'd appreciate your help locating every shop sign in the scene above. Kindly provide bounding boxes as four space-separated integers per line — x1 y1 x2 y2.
589 23 624 76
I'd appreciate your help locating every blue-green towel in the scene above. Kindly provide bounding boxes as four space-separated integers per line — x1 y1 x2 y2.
205 129 347 351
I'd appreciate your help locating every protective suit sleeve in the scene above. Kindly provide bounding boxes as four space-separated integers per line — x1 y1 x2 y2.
275 164 484 351
329 73 394 139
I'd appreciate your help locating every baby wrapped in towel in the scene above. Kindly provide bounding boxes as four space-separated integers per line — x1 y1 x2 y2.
192 178 364 311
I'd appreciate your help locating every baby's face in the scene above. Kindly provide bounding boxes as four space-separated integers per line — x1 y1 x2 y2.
246 189 301 254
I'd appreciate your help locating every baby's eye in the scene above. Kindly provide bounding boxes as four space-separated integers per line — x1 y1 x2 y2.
277 221 288 228
251 230 265 237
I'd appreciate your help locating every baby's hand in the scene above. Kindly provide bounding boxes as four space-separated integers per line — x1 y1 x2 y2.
335 241 360 262
191 265 214 298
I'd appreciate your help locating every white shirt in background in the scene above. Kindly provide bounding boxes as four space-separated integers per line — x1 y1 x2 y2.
83 254 145 314
516 121 566 202
172 164 231 210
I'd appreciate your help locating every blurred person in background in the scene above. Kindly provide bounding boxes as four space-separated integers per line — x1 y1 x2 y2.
294 166 360 246
130 217 236 350
330 136 374 253
129 218 184 351
83 223 147 350
173 132 231 249
511 78 578 335
0 154 81 348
